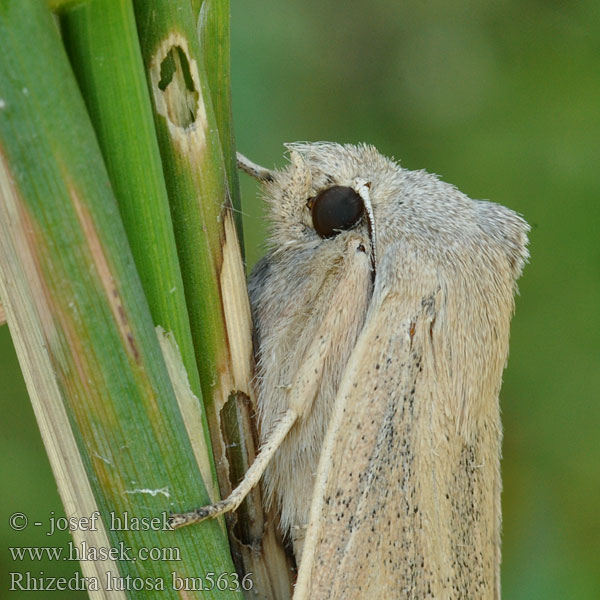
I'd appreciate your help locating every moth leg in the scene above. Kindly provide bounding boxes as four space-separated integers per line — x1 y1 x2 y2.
169 409 298 529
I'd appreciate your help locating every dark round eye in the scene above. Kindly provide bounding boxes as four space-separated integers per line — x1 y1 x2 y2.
310 186 364 238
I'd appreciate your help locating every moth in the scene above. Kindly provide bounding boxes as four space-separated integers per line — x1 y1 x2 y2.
172 143 529 599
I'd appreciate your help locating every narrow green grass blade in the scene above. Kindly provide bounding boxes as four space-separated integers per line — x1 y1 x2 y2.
194 0 243 242
132 0 229 423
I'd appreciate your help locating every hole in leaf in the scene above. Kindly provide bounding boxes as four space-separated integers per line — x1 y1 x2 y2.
157 45 198 129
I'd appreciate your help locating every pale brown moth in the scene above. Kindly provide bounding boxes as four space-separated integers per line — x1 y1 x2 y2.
172 143 529 599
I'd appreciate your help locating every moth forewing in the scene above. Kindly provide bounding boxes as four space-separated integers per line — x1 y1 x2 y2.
295 245 442 599
295 210 526 599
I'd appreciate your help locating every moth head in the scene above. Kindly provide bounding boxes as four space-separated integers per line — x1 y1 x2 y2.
239 143 400 272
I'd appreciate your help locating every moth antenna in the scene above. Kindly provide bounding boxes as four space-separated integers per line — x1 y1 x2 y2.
236 152 274 182
169 409 298 529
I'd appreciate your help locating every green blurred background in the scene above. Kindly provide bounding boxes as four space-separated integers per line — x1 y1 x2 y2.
1 0 599 597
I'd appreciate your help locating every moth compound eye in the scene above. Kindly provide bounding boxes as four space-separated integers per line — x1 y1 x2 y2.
310 186 364 239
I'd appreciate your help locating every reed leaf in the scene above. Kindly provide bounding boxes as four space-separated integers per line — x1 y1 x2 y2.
0 0 238 596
